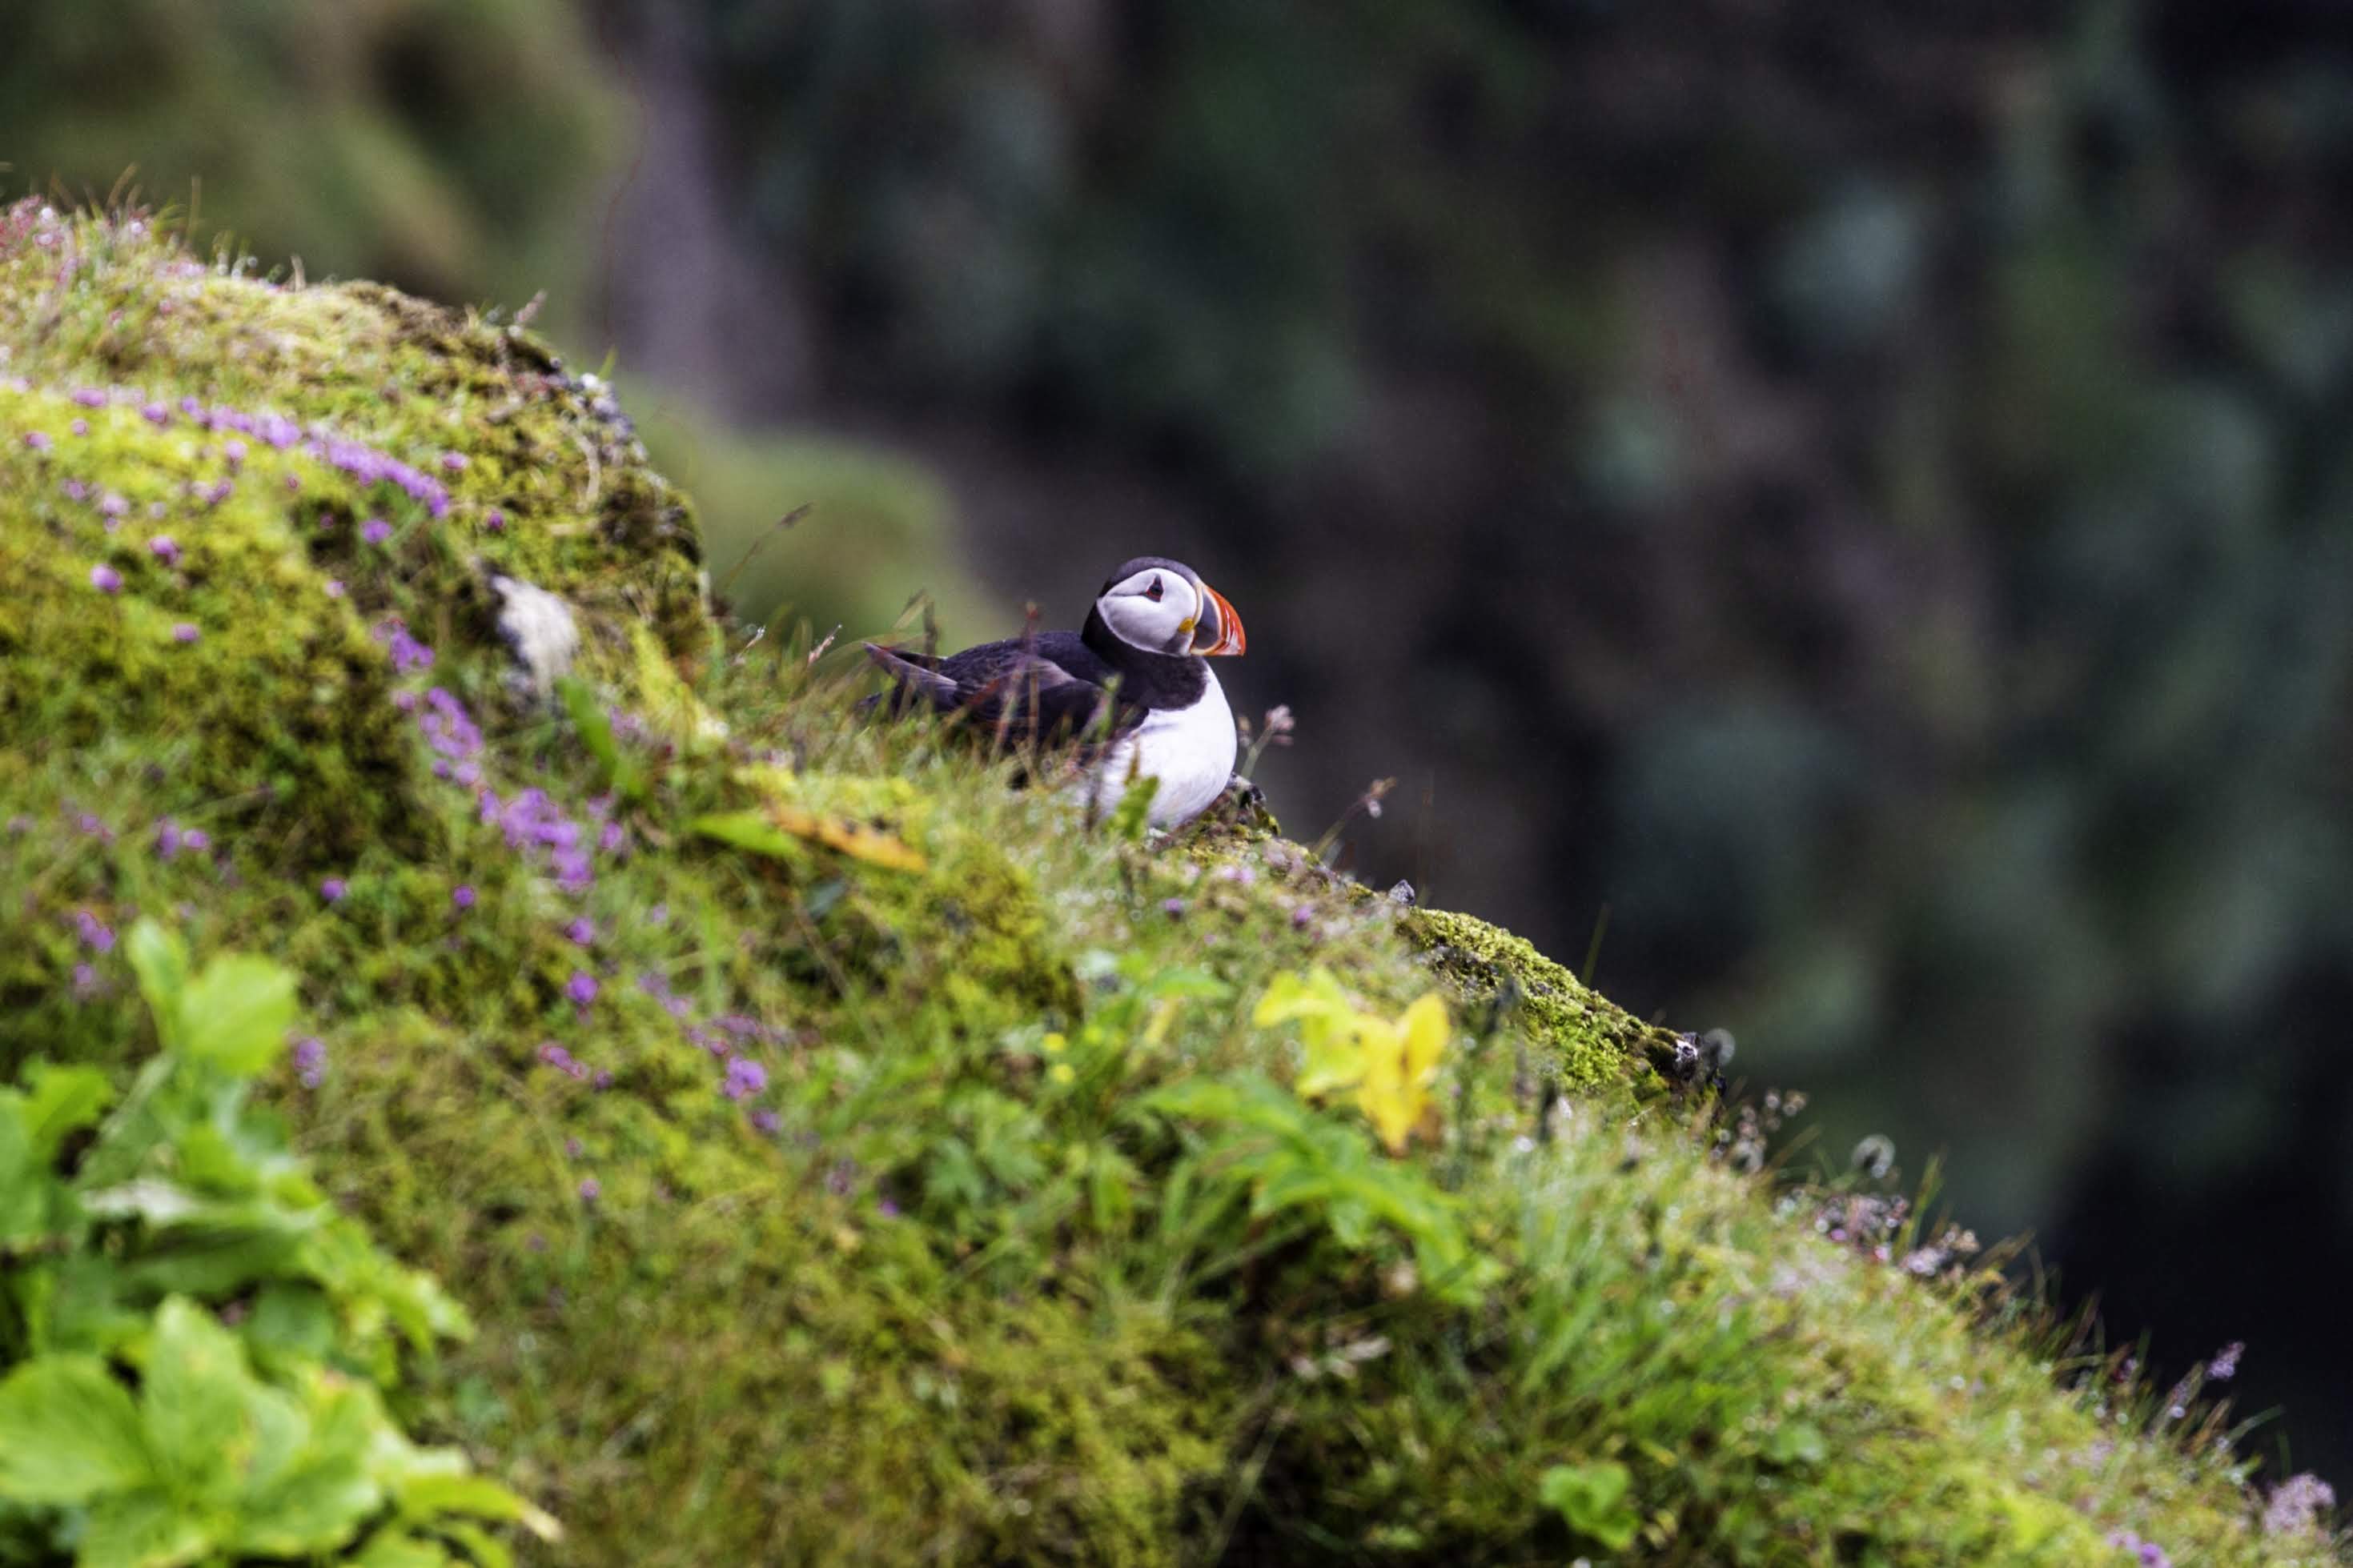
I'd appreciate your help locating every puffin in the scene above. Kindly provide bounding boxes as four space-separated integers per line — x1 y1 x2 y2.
863 556 1247 827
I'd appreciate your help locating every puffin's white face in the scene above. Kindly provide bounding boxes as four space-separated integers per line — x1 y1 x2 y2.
1094 563 1247 658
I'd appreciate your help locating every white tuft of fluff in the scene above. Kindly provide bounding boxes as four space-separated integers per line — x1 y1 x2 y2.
491 574 581 698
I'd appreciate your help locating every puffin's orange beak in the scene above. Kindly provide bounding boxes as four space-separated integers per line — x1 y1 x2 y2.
1191 583 1247 656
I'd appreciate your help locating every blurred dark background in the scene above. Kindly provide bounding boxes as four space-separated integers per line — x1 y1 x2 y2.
10 0 2351 1486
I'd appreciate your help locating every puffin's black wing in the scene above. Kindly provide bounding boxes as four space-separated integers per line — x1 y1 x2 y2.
863 631 1140 751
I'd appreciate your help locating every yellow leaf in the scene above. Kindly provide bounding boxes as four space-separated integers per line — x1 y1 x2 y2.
1399 993 1448 1082
767 804 929 872
1356 994 1449 1155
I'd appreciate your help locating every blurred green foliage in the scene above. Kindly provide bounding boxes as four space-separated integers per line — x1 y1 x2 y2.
0 0 616 324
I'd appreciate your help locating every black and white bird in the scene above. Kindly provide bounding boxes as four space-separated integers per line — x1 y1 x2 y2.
862 556 1247 827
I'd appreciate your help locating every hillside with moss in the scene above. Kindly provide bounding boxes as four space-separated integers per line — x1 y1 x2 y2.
0 206 2341 1566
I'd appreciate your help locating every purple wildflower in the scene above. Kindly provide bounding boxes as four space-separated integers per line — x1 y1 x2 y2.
565 916 596 946
148 535 180 565
749 1109 781 1134
141 401 169 427
593 1069 613 1090
566 970 598 1007
440 451 468 473
598 820 627 855
73 909 116 952
70 419 88 437
23 431 51 452
180 828 210 853
171 623 199 644
2206 1341 2243 1382
2264 1474 2336 1538
484 507 506 531
73 963 100 999
89 563 122 594
877 1197 901 1219
360 518 391 546
324 578 345 599
577 1177 600 1203
564 1137 584 1159
291 1036 327 1088
452 884 477 910
1162 897 1187 920
222 439 247 466
374 618 434 674
723 1057 769 1100
155 819 184 859
1291 904 1314 930
320 876 348 903
70 387 104 409
98 491 127 520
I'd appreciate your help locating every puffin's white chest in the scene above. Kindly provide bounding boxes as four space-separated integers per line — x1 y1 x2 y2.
1082 672 1237 827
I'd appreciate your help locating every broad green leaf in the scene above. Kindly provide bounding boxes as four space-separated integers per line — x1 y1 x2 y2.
0 1100 46 1241
243 1281 337 1373
354 1530 456 1568
399 1471 560 1541
229 1451 381 1555
21 1062 113 1159
77 1486 211 1568
178 955 298 1075
123 920 191 1047
118 1215 310 1297
437 1518 517 1568
0 1356 154 1504
1540 1460 1640 1550
141 1298 254 1502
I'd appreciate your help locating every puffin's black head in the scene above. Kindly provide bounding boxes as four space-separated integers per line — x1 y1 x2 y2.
1090 556 1247 660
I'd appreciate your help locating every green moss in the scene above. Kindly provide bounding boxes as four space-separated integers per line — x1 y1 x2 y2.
5 208 2337 1568
1403 906 1676 1093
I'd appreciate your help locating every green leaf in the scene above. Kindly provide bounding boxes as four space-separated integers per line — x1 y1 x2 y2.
0 1100 46 1242
141 1298 254 1502
21 1062 113 1160
229 1451 381 1556
177 955 298 1076
243 1281 337 1373
398 1470 559 1541
1108 772 1160 842
123 920 191 1048
558 676 649 804
353 1530 455 1568
0 1356 154 1504
77 1486 211 1568
1539 1460 1640 1551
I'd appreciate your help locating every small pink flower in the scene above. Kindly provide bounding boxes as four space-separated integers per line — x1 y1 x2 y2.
320 877 348 902
361 519 391 546
452 884 477 909
440 451 468 473
171 623 199 644
148 535 180 564
484 507 506 531
23 431 51 452
89 563 122 594
566 971 598 1007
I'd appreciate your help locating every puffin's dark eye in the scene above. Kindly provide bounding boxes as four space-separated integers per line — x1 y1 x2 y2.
1145 578 1163 601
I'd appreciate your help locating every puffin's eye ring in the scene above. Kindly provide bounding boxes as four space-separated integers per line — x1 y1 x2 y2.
1144 578 1163 601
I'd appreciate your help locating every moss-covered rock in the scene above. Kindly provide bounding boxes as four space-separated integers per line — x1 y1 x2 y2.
4 207 2339 1567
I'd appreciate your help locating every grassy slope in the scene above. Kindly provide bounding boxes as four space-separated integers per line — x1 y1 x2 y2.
0 205 2338 1566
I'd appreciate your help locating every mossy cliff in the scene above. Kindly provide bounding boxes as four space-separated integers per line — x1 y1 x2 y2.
2 207 2338 1566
